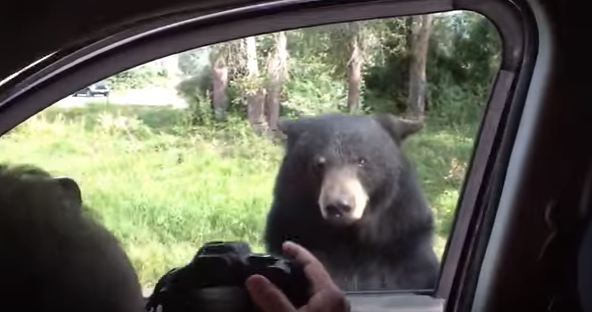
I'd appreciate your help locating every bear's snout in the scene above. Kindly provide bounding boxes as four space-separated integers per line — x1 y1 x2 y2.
318 167 369 226
325 199 353 218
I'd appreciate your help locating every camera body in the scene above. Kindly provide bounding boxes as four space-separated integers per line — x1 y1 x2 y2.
145 241 310 312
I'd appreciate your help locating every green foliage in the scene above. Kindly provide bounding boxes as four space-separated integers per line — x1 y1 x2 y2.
176 71 215 126
176 73 212 101
286 28 333 61
170 12 501 125
363 51 410 114
105 12 499 127
176 41 251 125
176 48 216 126
361 13 501 125
178 48 211 77
186 93 214 126
283 56 347 116
428 74 490 127
433 13 501 84
424 12 500 126
361 17 412 115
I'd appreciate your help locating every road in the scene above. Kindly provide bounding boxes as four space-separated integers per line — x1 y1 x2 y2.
53 87 188 109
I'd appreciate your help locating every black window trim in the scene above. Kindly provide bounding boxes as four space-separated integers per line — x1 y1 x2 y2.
0 0 538 310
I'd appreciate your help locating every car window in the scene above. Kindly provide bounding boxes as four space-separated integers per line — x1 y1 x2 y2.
0 11 501 296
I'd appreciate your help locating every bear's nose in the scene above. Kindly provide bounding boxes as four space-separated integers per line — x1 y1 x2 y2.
325 200 353 218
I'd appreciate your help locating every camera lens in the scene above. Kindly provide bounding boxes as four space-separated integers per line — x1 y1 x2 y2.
198 242 251 257
247 255 277 267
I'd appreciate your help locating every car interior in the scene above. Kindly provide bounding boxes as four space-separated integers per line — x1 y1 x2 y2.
0 0 590 311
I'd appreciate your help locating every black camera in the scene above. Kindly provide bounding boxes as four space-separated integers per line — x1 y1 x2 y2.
145 241 310 312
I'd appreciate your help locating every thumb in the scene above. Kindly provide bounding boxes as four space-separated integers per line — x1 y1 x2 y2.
246 275 297 312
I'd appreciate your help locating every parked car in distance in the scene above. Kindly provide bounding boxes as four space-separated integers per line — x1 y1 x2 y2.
73 81 110 97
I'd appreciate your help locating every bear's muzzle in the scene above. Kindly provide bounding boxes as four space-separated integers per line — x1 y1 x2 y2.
318 167 369 226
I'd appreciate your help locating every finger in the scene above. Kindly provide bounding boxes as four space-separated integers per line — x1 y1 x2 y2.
245 274 296 312
282 241 335 291
282 241 318 265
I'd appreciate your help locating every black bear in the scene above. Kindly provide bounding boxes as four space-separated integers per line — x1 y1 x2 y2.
264 113 439 291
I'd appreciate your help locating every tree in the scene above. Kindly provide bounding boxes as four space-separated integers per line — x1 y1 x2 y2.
346 23 363 113
210 48 229 121
265 32 288 132
323 22 368 113
244 36 267 134
406 15 433 119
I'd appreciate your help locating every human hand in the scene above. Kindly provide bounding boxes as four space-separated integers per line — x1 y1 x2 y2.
245 241 350 312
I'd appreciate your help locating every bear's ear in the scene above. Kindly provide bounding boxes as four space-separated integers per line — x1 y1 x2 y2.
277 118 293 136
277 118 304 148
53 176 82 210
373 114 424 143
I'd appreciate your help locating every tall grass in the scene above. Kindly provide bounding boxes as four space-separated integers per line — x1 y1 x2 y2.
0 104 475 289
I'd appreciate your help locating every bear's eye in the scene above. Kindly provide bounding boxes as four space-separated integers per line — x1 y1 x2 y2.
357 157 368 167
314 156 326 171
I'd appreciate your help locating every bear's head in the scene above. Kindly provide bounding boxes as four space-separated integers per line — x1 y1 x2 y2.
278 113 423 227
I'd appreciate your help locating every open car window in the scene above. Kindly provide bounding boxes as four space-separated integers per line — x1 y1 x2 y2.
0 0 537 311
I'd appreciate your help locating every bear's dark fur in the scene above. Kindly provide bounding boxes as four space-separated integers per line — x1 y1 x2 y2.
264 113 439 291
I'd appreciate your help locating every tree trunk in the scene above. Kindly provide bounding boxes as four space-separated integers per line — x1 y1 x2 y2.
265 32 288 132
245 36 267 134
211 53 229 121
346 32 363 113
406 15 433 119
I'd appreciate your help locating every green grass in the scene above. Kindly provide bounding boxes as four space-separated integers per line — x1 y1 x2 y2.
405 119 477 238
0 104 475 289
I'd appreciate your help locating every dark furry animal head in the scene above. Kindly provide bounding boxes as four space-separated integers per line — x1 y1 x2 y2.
275 113 426 229
0 164 143 312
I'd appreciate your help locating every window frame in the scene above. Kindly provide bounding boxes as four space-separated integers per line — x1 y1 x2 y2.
0 0 539 310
